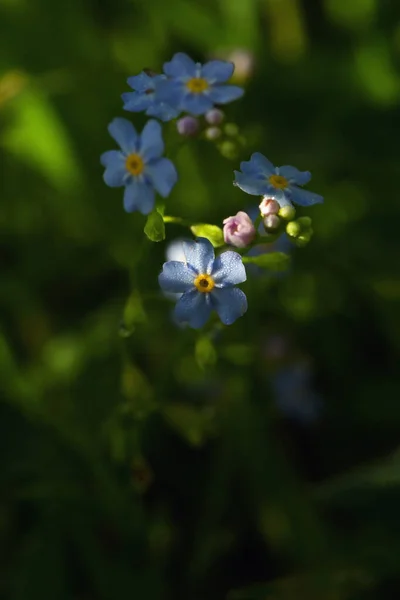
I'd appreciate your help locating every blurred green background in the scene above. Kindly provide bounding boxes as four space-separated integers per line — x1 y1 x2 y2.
1 0 400 598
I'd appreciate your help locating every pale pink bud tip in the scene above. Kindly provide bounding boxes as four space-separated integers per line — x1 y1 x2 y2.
259 197 280 217
223 211 256 248
176 116 200 137
205 108 224 125
263 214 281 231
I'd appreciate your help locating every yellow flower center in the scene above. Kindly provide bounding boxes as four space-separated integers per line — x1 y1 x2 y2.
125 153 144 176
186 77 209 94
194 273 215 293
269 174 288 189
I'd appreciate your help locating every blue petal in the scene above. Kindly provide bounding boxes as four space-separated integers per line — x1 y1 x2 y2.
121 91 153 112
154 80 183 107
278 165 311 185
181 93 213 115
146 157 177 197
165 239 187 262
139 119 164 161
182 238 215 274
208 85 244 104
244 153 275 176
108 118 138 154
201 60 234 83
123 180 155 214
158 261 195 293
289 186 324 207
146 102 180 122
212 251 247 285
174 290 211 328
101 150 126 187
127 72 154 92
273 192 294 208
163 52 197 78
211 287 248 325
234 171 269 196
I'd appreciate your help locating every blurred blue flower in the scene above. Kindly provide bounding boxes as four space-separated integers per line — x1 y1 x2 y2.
272 363 322 424
234 153 324 208
121 71 180 122
100 118 177 215
159 237 247 328
157 52 244 116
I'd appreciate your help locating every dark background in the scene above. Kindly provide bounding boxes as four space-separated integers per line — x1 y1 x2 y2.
1 0 400 598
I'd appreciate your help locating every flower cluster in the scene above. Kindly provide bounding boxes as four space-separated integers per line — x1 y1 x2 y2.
101 51 325 329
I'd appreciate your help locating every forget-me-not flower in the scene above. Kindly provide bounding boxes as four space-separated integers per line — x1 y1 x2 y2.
159 237 247 328
234 153 324 208
100 118 177 215
156 52 244 116
121 71 180 122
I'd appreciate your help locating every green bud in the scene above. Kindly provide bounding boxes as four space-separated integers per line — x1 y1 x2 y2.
297 216 312 228
218 140 238 160
286 221 301 238
205 126 221 141
295 232 312 247
223 123 239 137
278 205 296 221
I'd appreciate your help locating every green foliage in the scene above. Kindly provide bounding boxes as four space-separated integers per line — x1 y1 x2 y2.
144 209 166 242
1 0 400 598
190 223 225 247
243 252 291 271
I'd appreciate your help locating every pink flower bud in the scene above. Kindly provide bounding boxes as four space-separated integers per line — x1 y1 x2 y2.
205 108 224 125
176 116 200 137
259 197 280 216
223 211 256 248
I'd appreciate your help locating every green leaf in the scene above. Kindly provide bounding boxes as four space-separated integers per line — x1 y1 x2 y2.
162 403 216 446
144 210 165 242
120 291 147 336
242 252 290 271
195 336 217 370
190 224 224 247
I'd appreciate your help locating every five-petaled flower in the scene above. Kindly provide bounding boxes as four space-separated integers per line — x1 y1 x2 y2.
156 52 244 116
100 117 178 215
121 71 180 122
234 153 324 208
158 238 248 328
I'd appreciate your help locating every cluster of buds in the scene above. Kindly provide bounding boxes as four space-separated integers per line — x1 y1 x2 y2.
222 195 314 251
285 216 313 247
176 108 245 160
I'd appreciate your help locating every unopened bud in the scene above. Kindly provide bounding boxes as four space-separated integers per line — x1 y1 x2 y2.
205 126 221 140
205 108 224 125
224 123 239 137
278 205 296 221
219 140 238 159
223 211 256 248
297 216 312 228
263 214 281 231
176 115 200 137
259 197 280 217
286 221 301 238
295 232 313 247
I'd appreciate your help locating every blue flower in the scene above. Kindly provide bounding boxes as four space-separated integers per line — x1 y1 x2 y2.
159 237 247 328
156 52 244 116
234 153 324 208
121 71 180 122
100 118 178 215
